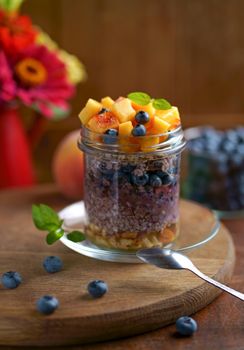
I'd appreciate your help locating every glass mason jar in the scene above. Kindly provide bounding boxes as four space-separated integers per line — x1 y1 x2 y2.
79 126 186 251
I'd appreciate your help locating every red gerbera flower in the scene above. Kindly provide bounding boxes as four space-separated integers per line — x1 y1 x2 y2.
0 50 15 104
0 10 37 54
13 45 75 118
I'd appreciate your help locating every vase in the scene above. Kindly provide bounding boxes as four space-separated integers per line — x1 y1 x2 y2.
0 106 36 188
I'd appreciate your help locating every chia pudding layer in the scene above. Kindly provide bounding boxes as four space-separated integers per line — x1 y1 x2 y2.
84 152 181 250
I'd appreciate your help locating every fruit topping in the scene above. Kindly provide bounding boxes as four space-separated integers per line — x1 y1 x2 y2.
101 96 114 109
99 108 109 114
88 111 119 133
111 98 136 123
132 124 146 136
78 98 102 125
119 121 134 136
78 92 181 152
150 116 170 134
135 110 150 124
103 128 118 144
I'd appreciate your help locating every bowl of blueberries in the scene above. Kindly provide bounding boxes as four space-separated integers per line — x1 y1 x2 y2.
182 125 244 218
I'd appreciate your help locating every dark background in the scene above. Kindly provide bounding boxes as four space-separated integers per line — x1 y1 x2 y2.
22 0 244 182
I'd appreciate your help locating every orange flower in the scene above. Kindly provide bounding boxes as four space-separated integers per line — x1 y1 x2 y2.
15 57 47 86
0 10 37 54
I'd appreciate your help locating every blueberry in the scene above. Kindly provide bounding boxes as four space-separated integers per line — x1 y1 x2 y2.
176 316 198 336
98 162 114 175
135 111 150 124
36 295 59 315
103 129 118 144
121 164 136 173
98 108 109 114
87 280 108 298
1 271 22 289
131 173 149 186
149 174 162 187
43 256 63 273
132 124 146 136
155 171 174 185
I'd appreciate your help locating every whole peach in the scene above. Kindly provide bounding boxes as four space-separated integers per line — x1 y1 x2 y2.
52 130 84 200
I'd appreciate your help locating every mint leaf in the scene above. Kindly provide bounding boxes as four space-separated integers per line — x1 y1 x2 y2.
67 231 86 242
152 98 171 110
32 204 62 230
46 228 64 245
127 92 151 106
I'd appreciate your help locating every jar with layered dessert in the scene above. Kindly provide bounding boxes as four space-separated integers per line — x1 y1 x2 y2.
78 93 186 251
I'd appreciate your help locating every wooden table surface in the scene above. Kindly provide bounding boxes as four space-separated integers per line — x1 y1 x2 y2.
0 184 243 350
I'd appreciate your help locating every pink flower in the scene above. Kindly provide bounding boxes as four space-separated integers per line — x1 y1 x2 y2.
0 50 15 104
12 45 75 118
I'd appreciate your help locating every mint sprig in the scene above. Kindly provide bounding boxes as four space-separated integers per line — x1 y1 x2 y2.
128 91 171 110
152 98 171 110
32 204 86 245
127 92 151 106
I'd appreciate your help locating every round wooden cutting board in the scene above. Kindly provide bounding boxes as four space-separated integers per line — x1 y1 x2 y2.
0 185 235 346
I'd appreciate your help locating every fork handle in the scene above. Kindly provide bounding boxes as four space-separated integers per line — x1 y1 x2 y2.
189 267 244 301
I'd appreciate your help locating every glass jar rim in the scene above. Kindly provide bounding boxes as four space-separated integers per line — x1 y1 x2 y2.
79 125 186 156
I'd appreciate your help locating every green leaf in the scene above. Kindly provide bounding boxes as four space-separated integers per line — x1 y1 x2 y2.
127 92 151 106
67 231 86 242
46 229 64 245
32 204 62 231
152 98 172 110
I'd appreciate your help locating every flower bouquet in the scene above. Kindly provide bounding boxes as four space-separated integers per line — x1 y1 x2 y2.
0 0 86 188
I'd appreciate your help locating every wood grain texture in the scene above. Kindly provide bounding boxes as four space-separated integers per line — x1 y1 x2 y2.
19 0 244 183
0 185 235 346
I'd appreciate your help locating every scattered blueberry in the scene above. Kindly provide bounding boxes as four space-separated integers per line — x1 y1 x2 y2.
43 256 63 273
149 174 162 187
135 111 150 124
103 129 118 144
1 271 22 289
132 124 146 136
36 295 59 315
176 316 198 336
87 280 108 298
131 173 149 186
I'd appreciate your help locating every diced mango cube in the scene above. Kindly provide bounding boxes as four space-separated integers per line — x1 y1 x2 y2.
151 116 171 134
78 98 102 125
156 106 180 128
139 136 160 152
119 121 140 152
132 101 155 118
101 96 114 109
119 121 133 136
111 98 136 123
